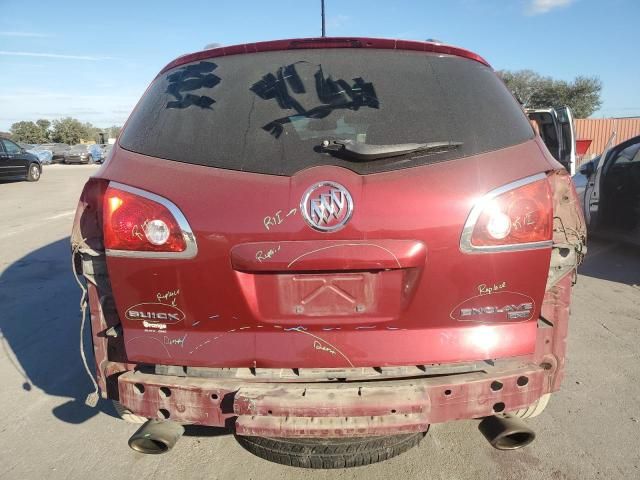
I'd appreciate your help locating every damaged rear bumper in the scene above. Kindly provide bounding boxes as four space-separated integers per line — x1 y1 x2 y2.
86 259 572 438
116 361 551 437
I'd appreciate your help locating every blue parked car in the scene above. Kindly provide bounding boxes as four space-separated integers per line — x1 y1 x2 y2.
63 144 103 164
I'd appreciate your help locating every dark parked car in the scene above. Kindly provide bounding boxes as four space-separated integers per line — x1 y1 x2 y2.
574 135 640 245
39 143 71 163
63 144 100 164
0 138 42 181
72 37 585 467
101 143 113 163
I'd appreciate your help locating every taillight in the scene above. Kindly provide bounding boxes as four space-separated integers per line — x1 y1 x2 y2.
103 182 197 258
461 173 553 253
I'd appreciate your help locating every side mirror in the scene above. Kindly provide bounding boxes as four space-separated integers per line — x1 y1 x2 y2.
579 161 595 177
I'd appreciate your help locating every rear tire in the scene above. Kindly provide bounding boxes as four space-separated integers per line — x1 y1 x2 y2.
511 393 551 419
27 163 41 182
235 430 428 468
112 400 147 424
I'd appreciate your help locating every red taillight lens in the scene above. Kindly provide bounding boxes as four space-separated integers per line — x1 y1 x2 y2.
103 186 186 252
468 176 553 249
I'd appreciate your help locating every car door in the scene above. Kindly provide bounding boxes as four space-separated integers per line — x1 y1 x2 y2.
555 106 576 175
0 139 28 177
527 108 561 160
0 140 8 178
598 136 640 234
527 106 575 174
583 132 621 231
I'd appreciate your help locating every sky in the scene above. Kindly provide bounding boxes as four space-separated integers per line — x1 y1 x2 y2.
0 0 638 131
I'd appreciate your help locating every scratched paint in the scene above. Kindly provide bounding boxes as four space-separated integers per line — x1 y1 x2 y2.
185 323 354 367
287 243 402 269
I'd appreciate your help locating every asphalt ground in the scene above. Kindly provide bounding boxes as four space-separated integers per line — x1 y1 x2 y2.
0 165 638 479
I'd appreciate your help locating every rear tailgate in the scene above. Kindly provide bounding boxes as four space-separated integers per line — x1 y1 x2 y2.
101 47 551 368
101 140 551 368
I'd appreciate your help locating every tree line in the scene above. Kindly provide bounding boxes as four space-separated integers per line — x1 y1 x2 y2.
497 70 602 118
3 70 603 145
7 118 122 145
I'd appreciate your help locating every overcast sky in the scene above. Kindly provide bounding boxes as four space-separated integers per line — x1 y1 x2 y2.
0 0 638 130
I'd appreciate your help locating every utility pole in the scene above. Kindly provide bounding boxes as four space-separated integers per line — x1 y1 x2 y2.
321 0 326 37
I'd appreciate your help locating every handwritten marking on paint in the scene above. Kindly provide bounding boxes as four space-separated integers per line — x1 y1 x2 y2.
164 334 187 348
131 223 145 241
185 324 354 368
477 282 507 296
313 340 336 355
264 208 297 230
256 245 281 263
157 288 180 306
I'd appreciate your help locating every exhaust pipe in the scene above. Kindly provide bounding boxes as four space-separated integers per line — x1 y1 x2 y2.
128 419 185 454
478 415 535 450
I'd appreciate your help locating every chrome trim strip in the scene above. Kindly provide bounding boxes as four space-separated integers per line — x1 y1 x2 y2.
459 172 551 254
105 181 198 259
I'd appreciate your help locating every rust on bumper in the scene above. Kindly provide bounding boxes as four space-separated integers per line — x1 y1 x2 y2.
118 362 549 437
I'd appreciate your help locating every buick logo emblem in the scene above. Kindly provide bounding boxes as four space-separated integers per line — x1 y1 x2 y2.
300 181 353 232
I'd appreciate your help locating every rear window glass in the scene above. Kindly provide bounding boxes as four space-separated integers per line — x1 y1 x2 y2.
120 49 533 176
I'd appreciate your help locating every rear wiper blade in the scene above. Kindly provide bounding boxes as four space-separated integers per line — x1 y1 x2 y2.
320 139 463 161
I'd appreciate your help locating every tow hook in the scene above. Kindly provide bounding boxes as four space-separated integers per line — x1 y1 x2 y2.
478 415 535 450
128 419 185 454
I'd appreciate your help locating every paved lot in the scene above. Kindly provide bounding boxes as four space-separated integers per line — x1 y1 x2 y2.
0 165 639 479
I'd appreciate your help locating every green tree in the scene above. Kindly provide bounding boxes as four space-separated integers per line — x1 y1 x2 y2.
10 121 49 143
107 125 122 138
35 119 51 133
497 70 602 118
82 122 101 143
50 117 91 144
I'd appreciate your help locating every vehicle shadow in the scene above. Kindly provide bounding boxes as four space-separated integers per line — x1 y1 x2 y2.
0 236 117 424
578 238 640 285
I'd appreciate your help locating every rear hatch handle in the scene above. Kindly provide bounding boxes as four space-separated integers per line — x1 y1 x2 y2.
231 240 426 272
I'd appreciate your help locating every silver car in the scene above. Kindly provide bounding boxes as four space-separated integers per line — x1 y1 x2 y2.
574 135 640 246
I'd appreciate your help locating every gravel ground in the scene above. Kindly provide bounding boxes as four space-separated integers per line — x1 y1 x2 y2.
0 165 638 479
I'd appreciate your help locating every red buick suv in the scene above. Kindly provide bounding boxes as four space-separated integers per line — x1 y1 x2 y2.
71 38 586 468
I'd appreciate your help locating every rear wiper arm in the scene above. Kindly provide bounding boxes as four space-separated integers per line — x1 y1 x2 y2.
320 139 463 161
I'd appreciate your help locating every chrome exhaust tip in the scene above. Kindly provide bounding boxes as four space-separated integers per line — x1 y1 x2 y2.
478 414 535 450
128 419 185 454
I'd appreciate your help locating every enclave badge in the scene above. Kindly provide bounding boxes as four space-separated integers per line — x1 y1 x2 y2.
300 181 353 232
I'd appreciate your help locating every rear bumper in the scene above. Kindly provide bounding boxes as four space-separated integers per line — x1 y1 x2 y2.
116 361 551 437
85 257 572 437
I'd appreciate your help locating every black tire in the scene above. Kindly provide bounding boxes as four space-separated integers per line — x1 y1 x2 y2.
235 430 428 469
27 163 41 182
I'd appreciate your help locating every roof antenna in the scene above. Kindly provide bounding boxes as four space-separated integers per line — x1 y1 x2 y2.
321 0 326 37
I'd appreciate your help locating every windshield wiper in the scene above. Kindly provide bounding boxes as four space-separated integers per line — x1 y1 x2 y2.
320 139 463 161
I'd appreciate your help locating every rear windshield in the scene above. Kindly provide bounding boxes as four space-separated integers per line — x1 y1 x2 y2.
120 49 533 176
